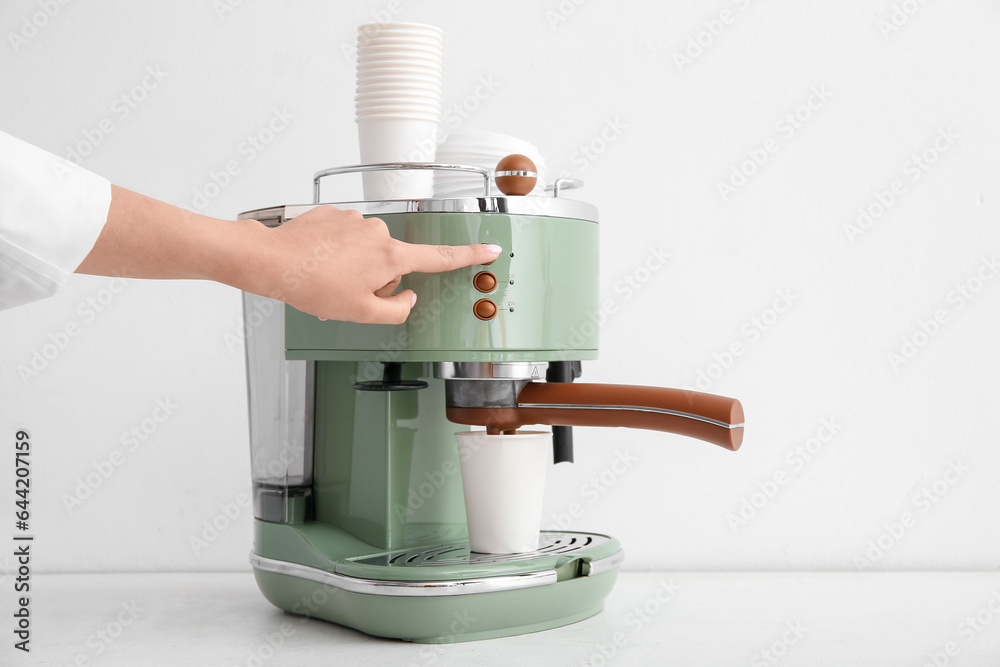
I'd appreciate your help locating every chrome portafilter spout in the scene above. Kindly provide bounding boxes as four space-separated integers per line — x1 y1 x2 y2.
439 362 547 434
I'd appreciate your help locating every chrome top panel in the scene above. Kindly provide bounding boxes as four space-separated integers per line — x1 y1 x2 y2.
238 195 599 226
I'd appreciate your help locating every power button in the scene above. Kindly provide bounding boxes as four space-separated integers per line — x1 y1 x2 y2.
474 299 497 321
473 271 497 293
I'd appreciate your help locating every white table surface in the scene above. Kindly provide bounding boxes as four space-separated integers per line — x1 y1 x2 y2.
7 571 1000 666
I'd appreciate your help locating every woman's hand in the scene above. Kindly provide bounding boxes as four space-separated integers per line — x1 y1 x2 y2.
243 206 501 323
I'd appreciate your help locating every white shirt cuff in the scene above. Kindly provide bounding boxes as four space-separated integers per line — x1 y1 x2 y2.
0 130 112 310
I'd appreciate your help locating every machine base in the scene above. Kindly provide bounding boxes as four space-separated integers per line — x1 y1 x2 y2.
253 565 617 643
250 523 623 642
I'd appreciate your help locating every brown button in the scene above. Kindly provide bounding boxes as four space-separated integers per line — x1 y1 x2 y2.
473 271 497 293
474 299 497 320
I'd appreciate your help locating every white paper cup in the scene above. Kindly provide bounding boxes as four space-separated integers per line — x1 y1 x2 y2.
353 22 442 199
358 38 442 51
358 44 441 57
455 430 551 554
356 113 441 124
355 98 442 112
356 106 442 118
358 22 442 37
357 78 441 88
356 86 441 98
356 105 442 119
358 66 443 78
356 116 439 199
357 70 442 83
358 50 442 62
355 87 442 99
357 73 442 85
359 24 442 35
358 61 443 74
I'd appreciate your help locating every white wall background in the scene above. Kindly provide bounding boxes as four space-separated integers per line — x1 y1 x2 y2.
1 0 998 574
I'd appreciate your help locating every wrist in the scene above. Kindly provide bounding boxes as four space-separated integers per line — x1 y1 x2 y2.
201 217 274 295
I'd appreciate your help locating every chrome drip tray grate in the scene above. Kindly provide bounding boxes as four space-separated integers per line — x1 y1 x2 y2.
354 532 610 567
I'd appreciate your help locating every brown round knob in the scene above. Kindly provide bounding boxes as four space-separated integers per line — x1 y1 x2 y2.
495 154 537 196
474 299 497 320
473 271 497 293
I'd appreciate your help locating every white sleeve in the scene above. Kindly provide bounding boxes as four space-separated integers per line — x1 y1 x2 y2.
0 130 112 311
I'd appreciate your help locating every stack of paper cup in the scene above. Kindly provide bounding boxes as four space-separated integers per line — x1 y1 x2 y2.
355 22 443 200
435 128 547 198
455 430 551 554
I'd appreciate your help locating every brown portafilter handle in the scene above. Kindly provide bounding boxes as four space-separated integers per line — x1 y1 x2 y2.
446 383 745 451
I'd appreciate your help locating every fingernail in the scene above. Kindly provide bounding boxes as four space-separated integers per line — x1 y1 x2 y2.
411 292 418 307
483 243 502 254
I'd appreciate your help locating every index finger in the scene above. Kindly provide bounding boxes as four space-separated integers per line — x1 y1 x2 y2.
400 242 502 274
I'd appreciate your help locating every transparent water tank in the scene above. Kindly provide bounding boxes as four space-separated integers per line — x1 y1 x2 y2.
242 292 314 522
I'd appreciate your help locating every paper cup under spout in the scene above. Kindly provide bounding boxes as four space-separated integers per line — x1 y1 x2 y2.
455 430 551 554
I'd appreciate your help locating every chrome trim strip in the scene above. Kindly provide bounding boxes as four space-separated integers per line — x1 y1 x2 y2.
583 550 625 577
515 403 744 430
238 195 598 223
495 170 537 178
249 553 558 597
437 361 548 381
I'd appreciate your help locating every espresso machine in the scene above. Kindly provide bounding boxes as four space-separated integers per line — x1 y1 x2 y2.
239 163 744 642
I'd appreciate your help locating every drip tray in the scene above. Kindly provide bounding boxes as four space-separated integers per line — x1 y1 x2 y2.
353 531 610 567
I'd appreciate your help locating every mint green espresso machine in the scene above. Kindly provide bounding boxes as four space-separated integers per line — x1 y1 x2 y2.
238 163 744 643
